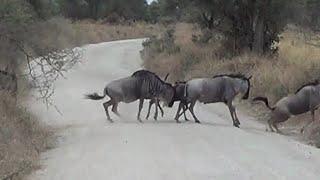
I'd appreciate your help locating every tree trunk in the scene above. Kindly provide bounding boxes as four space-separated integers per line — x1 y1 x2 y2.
253 15 265 54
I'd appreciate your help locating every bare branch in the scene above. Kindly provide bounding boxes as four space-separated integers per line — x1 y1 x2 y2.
0 33 83 108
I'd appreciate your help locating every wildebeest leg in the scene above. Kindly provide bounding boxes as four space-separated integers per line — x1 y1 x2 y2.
183 104 189 121
301 110 315 133
103 100 113 122
267 119 275 132
273 122 283 134
174 102 183 123
111 102 120 117
146 99 154 120
226 101 239 128
154 99 159 121
158 102 164 117
233 108 240 125
137 98 144 122
189 101 200 123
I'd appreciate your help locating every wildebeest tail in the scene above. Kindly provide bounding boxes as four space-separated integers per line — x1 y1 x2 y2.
253 96 275 110
184 83 189 98
85 88 108 100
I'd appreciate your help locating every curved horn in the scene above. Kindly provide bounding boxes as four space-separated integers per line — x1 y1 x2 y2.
247 75 253 80
164 73 169 81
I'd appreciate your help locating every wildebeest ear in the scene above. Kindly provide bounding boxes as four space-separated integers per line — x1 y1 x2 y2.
164 73 169 81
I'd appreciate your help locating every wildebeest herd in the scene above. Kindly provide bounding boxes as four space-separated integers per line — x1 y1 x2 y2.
83 69 320 134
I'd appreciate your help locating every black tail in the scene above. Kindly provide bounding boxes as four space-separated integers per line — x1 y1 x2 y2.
252 96 275 110
184 83 189 98
85 89 107 100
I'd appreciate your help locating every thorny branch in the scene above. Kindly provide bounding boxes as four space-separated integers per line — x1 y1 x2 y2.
0 33 83 110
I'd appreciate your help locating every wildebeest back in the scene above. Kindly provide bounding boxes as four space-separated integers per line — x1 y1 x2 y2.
286 95 310 115
198 78 226 103
107 77 140 103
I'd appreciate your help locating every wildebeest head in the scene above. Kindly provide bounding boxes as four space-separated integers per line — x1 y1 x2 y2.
160 73 175 107
157 82 175 107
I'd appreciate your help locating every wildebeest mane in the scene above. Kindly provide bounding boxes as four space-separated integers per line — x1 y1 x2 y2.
132 70 164 82
212 73 248 80
132 70 174 97
174 81 186 85
132 70 172 86
295 80 320 94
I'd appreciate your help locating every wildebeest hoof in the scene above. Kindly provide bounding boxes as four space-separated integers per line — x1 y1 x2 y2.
233 123 240 128
185 118 189 121
300 128 305 134
108 119 114 123
195 120 201 124
176 120 181 123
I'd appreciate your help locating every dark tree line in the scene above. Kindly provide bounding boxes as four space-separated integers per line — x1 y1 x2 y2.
57 0 148 21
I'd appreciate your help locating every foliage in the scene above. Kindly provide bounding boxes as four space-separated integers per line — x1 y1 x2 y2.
141 28 180 59
0 0 82 104
58 0 148 20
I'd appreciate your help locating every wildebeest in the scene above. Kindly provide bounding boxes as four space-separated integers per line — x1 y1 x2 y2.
176 74 251 127
253 80 320 133
0 68 17 101
85 70 175 122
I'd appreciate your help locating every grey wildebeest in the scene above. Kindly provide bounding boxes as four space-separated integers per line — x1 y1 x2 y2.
253 80 320 133
85 70 175 122
176 74 251 127
0 69 18 101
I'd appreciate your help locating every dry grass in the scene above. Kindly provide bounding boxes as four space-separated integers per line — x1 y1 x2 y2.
28 18 164 51
0 93 53 180
71 20 164 45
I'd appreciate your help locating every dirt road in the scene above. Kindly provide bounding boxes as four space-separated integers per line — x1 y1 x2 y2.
29 39 320 180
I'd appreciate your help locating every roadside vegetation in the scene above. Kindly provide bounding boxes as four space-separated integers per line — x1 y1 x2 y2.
0 94 53 180
0 0 161 179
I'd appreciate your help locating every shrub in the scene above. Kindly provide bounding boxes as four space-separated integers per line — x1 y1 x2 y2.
0 94 53 179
